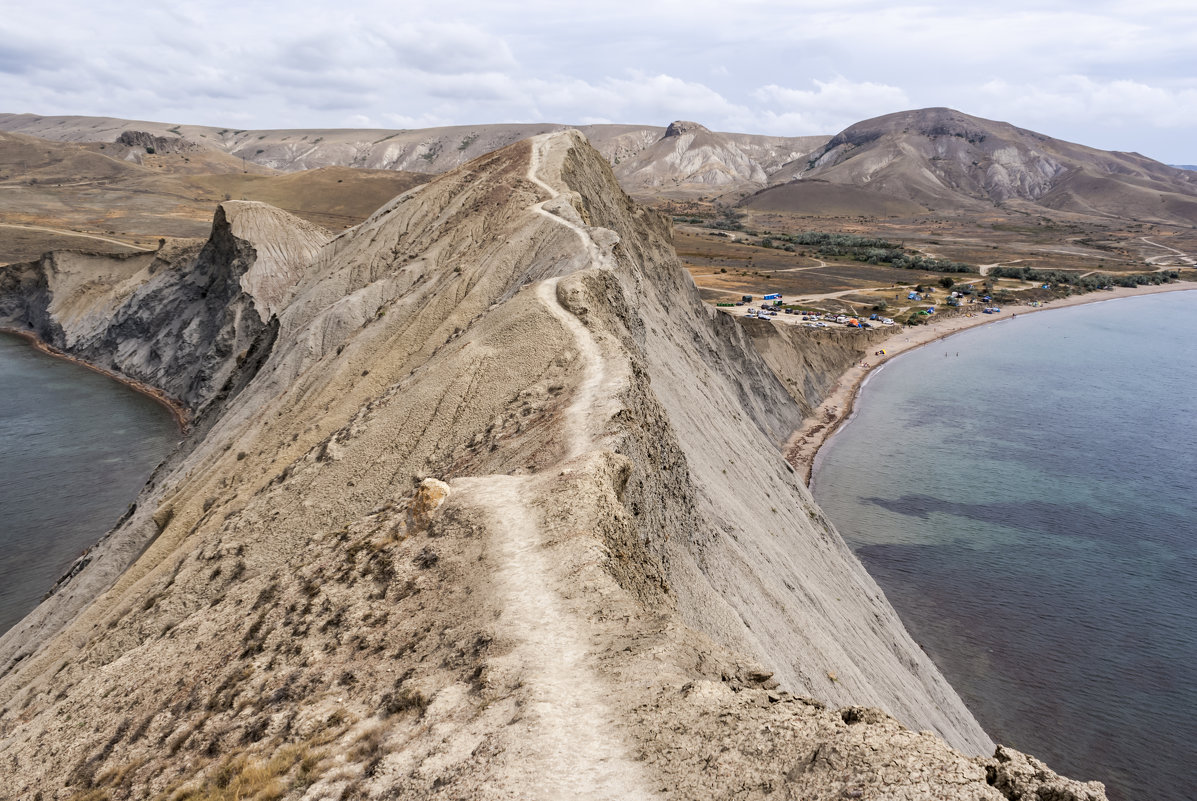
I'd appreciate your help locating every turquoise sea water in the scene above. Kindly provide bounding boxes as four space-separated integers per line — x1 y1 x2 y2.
0 333 179 636
813 291 1197 801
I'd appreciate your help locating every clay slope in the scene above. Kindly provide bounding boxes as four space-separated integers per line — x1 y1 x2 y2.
0 132 1104 800
613 120 827 198
760 107 1197 224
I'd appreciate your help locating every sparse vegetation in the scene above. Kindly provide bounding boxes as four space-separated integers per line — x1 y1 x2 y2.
381 686 429 717
989 264 1179 289
164 744 327 801
761 232 975 273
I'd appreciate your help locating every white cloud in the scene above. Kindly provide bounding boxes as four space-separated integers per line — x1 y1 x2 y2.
978 76 1197 130
752 79 910 133
1 0 1196 160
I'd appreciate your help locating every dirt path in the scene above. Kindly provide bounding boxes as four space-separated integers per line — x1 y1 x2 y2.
536 278 607 459
448 134 654 800
455 475 654 800
525 134 617 272
1142 236 1196 266
0 222 152 251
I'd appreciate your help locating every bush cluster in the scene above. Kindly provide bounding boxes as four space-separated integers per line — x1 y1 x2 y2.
760 231 974 273
988 265 1179 289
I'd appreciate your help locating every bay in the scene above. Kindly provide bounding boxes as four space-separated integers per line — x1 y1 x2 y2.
0 332 179 636
813 290 1197 801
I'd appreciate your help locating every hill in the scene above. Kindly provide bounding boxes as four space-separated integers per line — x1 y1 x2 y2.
612 120 826 197
0 132 1104 800
751 108 1197 226
7 109 1197 225
741 177 930 216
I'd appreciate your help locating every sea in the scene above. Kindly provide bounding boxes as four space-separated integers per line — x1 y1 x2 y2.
0 332 179 636
812 290 1197 801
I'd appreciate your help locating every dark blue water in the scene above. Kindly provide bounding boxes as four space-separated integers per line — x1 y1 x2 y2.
0 333 179 635
813 291 1197 801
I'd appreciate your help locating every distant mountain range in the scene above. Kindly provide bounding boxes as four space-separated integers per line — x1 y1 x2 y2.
3 108 1196 226
0 113 826 199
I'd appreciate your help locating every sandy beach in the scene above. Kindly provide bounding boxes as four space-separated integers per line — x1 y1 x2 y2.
783 280 1197 484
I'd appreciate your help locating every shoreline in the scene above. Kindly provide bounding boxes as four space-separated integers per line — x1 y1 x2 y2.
785 280 1197 486
0 326 190 433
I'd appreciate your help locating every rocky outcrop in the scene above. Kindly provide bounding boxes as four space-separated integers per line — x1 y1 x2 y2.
116 129 203 155
0 132 1105 800
0 202 328 415
663 120 709 138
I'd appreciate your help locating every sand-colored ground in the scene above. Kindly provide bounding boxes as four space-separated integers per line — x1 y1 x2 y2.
785 280 1197 484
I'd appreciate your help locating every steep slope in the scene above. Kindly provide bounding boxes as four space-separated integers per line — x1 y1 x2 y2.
0 202 326 414
0 132 1104 800
760 107 1197 223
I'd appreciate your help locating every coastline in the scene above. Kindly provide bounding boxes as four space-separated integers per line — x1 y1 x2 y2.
785 279 1197 486
0 326 190 433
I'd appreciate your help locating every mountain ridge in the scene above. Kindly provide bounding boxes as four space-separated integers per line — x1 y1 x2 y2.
0 113 828 199
7 108 1195 227
0 130 1107 799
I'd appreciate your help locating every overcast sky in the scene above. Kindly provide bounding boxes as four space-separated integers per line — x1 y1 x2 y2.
5 0 1196 162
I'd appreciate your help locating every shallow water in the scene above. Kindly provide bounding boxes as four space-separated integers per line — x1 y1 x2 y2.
0 333 179 636
813 290 1197 801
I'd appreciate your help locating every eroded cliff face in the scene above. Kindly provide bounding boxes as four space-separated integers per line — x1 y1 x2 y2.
0 133 1105 801
741 320 890 418
0 200 326 417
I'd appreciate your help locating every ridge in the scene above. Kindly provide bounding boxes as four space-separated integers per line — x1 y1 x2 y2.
0 130 1106 801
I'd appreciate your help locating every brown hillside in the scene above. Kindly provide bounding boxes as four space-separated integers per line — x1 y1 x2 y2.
779 107 1197 224
741 178 928 217
0 133 426 262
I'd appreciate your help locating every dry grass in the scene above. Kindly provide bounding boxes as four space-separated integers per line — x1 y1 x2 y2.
164 743 327 801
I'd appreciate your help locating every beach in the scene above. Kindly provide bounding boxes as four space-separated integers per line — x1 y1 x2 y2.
784 280 1197 484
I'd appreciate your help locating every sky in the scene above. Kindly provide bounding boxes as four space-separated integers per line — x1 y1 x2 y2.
4 0 1197 163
